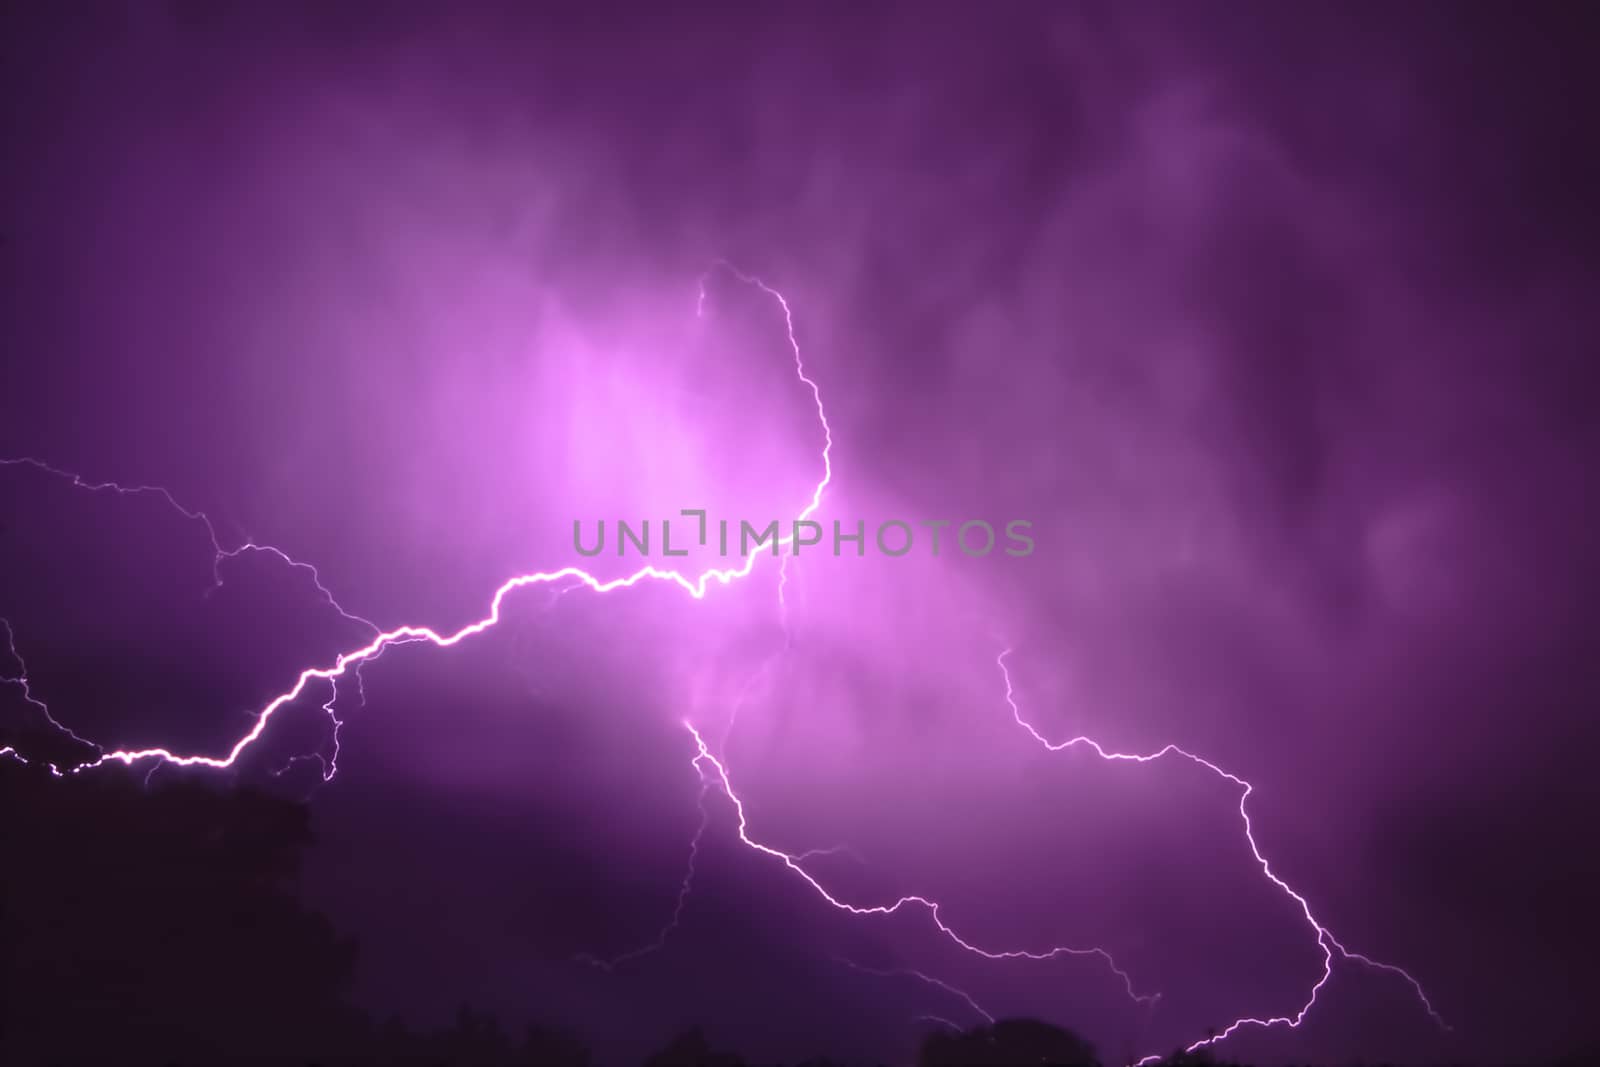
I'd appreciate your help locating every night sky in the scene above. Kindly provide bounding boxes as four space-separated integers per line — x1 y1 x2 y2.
3 4 1598 1066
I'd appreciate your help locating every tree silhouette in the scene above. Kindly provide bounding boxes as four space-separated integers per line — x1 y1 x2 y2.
1 764 365 1064
364 1004 589 1065
1 763 596 1066
642 1025 747 1067
918 1018 1100 1067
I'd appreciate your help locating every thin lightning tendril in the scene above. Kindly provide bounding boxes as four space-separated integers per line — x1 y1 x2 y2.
0 264 1444 1061
992 649 1450 1060
0 457 380 632
834 957 997 1026
916 1015 966 1033
577 775 712 972
684 721 1157 1007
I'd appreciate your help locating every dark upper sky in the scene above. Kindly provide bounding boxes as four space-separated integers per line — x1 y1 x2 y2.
2 3 1597 1065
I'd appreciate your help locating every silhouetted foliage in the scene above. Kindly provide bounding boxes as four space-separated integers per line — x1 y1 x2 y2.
1145 1049 1245 1067
642 1025 747 1067
918 1018 1099 1067
2 765 366 1064
0 764 592 1067
361 1005 589 1066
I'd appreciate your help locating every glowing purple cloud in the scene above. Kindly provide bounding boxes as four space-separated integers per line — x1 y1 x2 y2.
0 263 829 774
0 264 1447 1063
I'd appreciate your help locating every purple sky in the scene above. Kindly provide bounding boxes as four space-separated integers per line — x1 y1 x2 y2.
3 4 1597 1064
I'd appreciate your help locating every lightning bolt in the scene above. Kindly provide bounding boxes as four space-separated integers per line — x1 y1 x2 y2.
676 639 1450 1062
1 616 92 777
917 1015 966 1032
581 636 856 970
682 720 1158 1007
834 957 997 1026
0 456 381 632
0 262 1446 1062
996 647 1448 1061
0 263 830 777
577 774 712 972
0 455 384 782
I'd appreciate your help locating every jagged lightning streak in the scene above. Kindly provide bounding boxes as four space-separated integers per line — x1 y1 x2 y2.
0 263 830 777
834 957 996 1027
1 617 93 778
917 1015 967 1034
0 457 380 633
0 456 384 779
583 631 858 970
989 648 1449 1061
682 721 1158 1006
578 775 712 972
0 263 1447 1063
2 619 91 744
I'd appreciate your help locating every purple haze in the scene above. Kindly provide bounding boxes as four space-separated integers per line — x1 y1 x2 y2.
2 4 1597 1065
